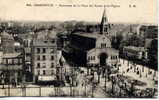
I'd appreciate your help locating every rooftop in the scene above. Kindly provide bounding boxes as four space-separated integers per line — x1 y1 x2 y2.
32 39 56 47
35 30 57 39
72 32 102 39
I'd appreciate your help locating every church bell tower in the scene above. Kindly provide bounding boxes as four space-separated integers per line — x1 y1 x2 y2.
100 8 109 35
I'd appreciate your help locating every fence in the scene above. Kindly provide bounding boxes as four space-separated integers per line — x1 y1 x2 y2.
0 85 92 97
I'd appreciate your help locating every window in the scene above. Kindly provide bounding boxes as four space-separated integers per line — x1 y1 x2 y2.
104 28 107 32
37 63 40 68
42 63 46 68
8 59 12 64
43 70 46 75
3 59 6 64
37 55 40 60
51 56 54 60
90 56 92 60
50 48 55 53
37 48 40 53
42 55 46 61
88 56 90 61
93 56 95 60
19 59 22 63
101 43 107 48
51 70 54 75
104 44 106 48
101 43 104 48
51 63 54 68
14 59 18 64
37 70 40 75
12 59 14 65
43 48 46 53
18 59 20 64
101 44 103 48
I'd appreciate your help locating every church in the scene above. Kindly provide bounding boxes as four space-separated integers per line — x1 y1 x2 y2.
65 8 119 68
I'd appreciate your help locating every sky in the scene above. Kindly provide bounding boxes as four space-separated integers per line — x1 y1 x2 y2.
0 0 157 24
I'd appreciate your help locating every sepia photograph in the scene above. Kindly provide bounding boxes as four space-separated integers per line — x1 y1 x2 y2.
0 0 158 98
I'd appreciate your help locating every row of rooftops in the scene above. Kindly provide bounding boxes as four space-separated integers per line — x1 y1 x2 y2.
32 38 56 47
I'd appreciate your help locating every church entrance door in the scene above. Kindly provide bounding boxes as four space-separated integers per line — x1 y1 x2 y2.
99 53 108 66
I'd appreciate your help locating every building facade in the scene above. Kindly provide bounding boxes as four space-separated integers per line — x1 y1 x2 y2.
0 53 24 85
0 31 24 85
32 38 58 82
67 8 119 68
123 46 148 60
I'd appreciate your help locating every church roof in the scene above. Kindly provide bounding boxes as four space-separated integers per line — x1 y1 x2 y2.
72 32 102 39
